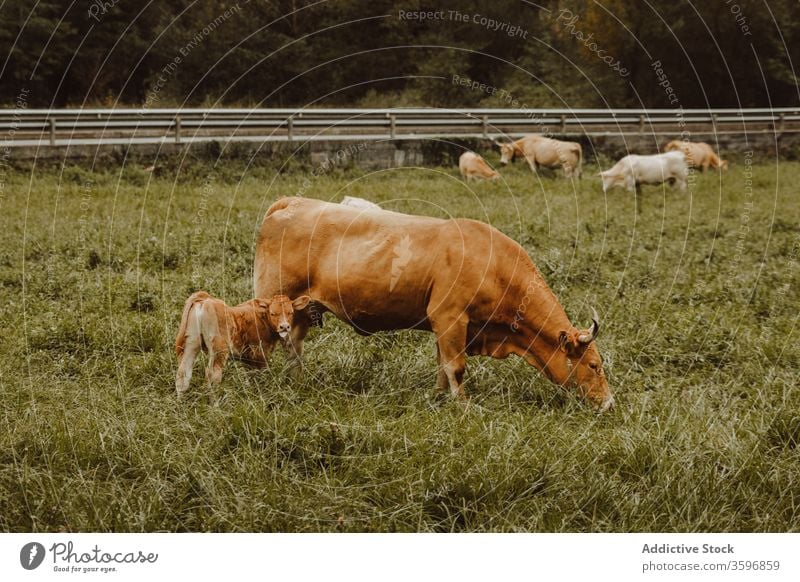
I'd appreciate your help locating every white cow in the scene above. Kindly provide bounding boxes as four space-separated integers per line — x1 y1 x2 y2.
341 196 381 210
599 151 688 193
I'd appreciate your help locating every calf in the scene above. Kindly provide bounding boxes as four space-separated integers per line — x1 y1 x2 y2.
664 140 728 171
459 151 500 181
174 291 310 397
599 151 688 193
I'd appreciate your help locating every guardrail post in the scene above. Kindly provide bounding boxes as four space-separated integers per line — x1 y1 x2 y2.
560 115 566 134
175 115 181 143
389 114 396 139
287 116 294 142
482 115 489 139
779 113 785 133
711 113 717 131
639 115 645 133
49 118 56 145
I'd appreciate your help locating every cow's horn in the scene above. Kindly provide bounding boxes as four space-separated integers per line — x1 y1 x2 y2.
578 308 600 344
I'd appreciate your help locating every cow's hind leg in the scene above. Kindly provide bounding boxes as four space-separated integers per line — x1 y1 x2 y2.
431 315 469 400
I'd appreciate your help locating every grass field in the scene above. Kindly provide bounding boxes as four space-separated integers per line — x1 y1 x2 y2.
1 153 798 532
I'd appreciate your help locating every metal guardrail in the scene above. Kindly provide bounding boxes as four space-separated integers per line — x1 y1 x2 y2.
1 107 799 148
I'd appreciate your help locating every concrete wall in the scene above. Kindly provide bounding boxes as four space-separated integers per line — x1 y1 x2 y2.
6 131 800 168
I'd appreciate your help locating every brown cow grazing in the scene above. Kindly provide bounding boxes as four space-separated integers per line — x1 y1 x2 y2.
496 135 583 179
664 140 728 171
254 198 613 411
459 151 500 181
174 291 310 397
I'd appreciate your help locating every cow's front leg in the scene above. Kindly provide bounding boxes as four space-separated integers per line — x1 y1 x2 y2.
434 344 449 392
525 156 538 174
624 174 637 193
431 316 469 400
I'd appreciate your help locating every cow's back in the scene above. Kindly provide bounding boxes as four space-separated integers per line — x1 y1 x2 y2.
523 136 579 166
254 197 535 333
255 198 447 330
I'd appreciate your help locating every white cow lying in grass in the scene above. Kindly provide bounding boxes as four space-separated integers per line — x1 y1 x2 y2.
599 151 688 193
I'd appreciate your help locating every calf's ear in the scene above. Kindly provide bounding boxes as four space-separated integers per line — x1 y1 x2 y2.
292 295 311 310
257 299 271 309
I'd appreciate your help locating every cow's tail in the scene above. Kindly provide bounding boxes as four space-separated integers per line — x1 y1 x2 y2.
574 143 583 179
175 291 210 357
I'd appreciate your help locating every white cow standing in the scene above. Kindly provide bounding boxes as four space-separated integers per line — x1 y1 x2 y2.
599 151 688 194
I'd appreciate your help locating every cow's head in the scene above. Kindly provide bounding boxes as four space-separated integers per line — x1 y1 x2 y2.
494 140 520 165
259 294 311 339
598 169 623 193
558 312 613 411
720 160 729 170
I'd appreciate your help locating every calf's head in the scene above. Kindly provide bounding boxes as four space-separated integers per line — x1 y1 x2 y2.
259 294 311 339
558 313 613 411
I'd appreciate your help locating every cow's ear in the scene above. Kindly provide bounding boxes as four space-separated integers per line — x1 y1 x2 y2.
257 299 270 309
292 295 311 311
559 330 582 355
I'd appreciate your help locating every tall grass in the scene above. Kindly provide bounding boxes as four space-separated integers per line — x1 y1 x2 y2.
1 156 798 532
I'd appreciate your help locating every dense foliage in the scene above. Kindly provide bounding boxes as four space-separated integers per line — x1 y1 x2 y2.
1 0 798 108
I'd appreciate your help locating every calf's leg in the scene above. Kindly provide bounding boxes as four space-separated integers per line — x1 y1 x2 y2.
205 336 229 387
282 313 310 378
176 335 202 398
